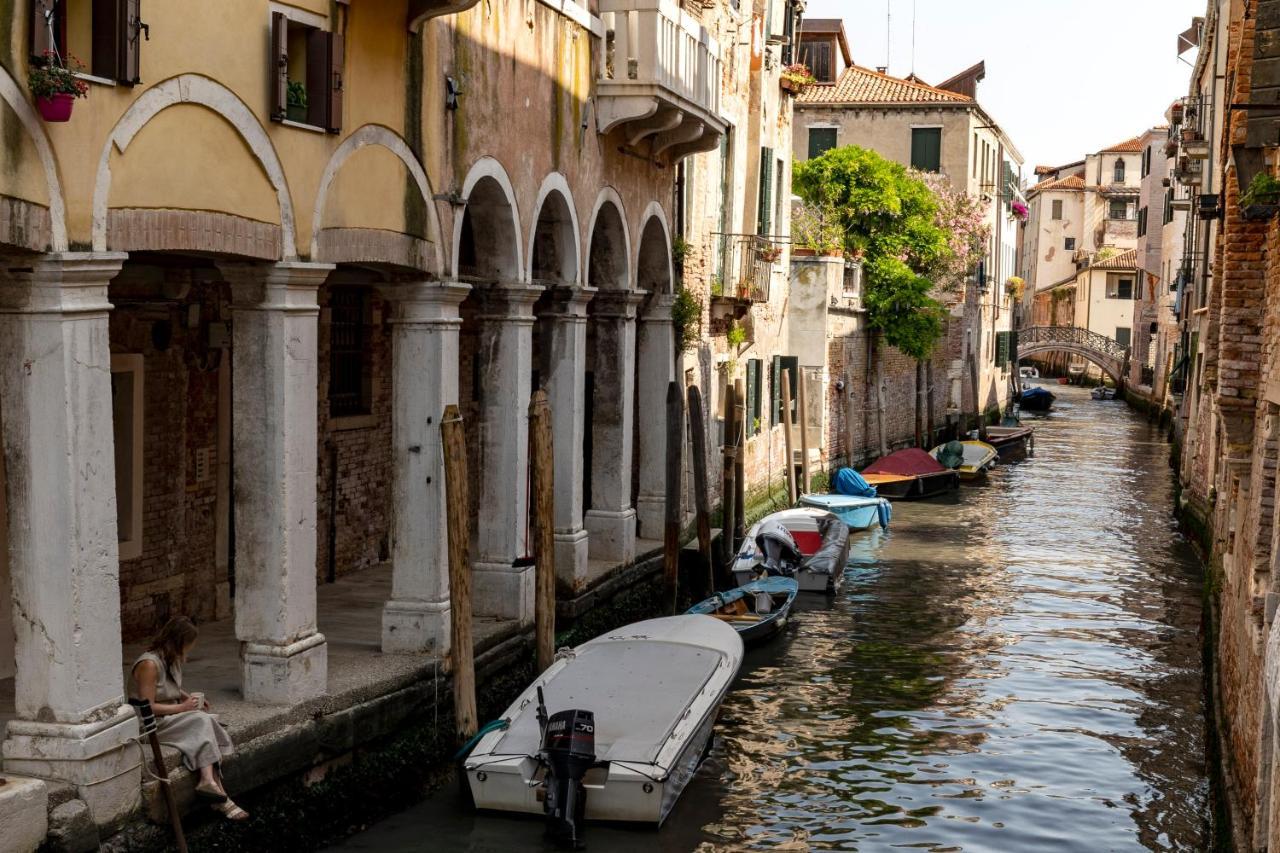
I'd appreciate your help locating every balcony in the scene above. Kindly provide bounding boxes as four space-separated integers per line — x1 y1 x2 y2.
709 234 785 321
598 0 726 161
406 0 483 29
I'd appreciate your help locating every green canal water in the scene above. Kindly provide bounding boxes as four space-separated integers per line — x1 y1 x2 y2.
333 384 1212 851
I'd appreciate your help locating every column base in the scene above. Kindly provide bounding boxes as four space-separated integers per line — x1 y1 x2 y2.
634 494 665 541
242 632 328 705
585 508 637 564
473 561 535 624
2 704 140 828
553 528 590 591
382 598 451 655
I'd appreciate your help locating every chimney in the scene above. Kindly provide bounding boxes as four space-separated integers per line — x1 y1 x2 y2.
875 66 887 74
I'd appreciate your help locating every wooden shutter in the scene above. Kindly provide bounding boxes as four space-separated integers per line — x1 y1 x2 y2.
746 360 760 436
808 128 836 160
92 0 122 80
757 148 774 235
31 0 65 61
270 12 288 121
911 128 941 172
771 355 781 424
326 31 344 133
307 28 329 128
121 0 141 83
814 42 831 82
995 331 1010 366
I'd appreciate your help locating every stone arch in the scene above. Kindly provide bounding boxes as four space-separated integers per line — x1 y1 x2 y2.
635 202 673 294
585 188 631 290
311 124 446 273
0 64 68 251
1017 345 1124 385
527 173 580 286
92 75 297 257
452 157 522 282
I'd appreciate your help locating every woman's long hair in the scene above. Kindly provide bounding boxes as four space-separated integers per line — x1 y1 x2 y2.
147 616 199 682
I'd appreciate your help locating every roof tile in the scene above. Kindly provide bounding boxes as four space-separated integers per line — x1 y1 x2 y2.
797 64 973 105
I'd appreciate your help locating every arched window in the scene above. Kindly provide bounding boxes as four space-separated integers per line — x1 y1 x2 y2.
1113 158 1125 183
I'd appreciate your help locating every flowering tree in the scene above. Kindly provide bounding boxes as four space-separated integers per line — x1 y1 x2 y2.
915 170 990 297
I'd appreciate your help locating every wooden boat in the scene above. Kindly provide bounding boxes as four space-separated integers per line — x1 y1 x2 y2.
687 576 799 644
931 440 998 480
861 448 959 500
1019 386 1056 411
1091 386 1116 400
730 508 851 593
464 616 743 832
982 425 1034 459
797 492 891 530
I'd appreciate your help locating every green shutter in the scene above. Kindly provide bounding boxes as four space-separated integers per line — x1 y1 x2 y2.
995 331 1010 366
746 359 761 436
910 128 941 172
771 355 781 424
757 148 774 235
808 128 837 159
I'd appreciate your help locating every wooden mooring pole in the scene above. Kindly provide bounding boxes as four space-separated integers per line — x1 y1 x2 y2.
721 384 738 566
686 385 713 593
733 378 746 549
797 368 811 496
664 381 684 612
781 368 797 504
528 390 556 675
441 404 477 741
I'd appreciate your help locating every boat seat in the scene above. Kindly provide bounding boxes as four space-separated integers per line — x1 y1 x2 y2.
791 530 822 554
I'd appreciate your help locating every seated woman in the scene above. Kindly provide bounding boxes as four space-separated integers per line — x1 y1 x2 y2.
130 616 247 822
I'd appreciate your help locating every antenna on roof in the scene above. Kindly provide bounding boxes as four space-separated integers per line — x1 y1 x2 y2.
886 0 891 72
911 0 917 75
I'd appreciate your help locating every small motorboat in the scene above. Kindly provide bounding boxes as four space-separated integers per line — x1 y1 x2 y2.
687 576 799 644
464 615 743 839
982 425 1034 459
1019 386 1056 411
731 508 851 593
860 448 959 500
931 440 998 480
797 468 892 530
1019 365 1039 379
1091 386 1117 400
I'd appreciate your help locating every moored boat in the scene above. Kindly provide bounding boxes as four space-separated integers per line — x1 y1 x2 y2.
931 440 998 480
463 615 743 835
1019 386 1056 411
982 425 1034 458
1091 386 1116 400
860 448 959 500
797 468 892 530
686 576 799 644
730 508 851 592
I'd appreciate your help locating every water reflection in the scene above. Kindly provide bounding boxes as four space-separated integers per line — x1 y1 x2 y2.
332 385 1210 852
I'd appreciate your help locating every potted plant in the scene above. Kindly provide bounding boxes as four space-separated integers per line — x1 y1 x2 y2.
726 321 747 350
1010 200 1029 223
779 63 816 94
1005 276 1025 300
757 244 784 264
286 81 308 123
1240 171 1280 220
28 52 88 122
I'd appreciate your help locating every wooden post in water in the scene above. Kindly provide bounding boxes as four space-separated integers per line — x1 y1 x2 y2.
664 381 684 612
914 360 925 447
926 361 936 447
781 368 797 504
733 377 746 550
528 390 556 675
441 404 476 741
721 384 738 566
797 368 811 496
686 385 713 591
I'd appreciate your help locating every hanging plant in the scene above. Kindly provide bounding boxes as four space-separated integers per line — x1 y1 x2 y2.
1005 276 1025 300
671 286 702 352
28 52 88 122
1010 200 1029 222
757 244 784 264
726 320 747 349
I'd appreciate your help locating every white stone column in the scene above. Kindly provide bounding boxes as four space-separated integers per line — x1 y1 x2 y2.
473 284 541 623
634 292 675 540
0 252 140 826
223 261 333 705
380 281 469 654
584 290 641 563
540 286 595 591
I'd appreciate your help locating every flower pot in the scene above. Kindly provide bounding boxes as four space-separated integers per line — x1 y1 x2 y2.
35 93 74 122
1242 203 1280 221
780 77 799 94
286 104 308 123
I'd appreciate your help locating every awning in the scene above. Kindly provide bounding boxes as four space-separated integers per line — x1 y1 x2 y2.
1177 17 1203 56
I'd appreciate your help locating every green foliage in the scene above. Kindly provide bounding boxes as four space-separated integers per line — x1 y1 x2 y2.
287 80 308 109
791 200 844 254
28 52 88 99
793 146 948 359
710 274 724 297
671 236 691 266
1241 171 1280 206
671 286 702 352
726 320 747 349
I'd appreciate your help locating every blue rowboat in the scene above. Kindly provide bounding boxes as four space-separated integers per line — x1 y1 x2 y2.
797 493 891 531
686 576 799 644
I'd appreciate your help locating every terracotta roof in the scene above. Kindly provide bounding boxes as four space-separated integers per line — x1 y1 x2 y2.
1100 135 1144 153
1089 248 1138 270
1029 175 1085 194
800 18 844 32
797 64 973 105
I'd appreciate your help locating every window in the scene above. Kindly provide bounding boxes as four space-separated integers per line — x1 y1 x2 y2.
1164 189 1174 224
111 354 144 561
757 148 774 235
1115 326 1132 348
30 0 143 84
1051 199 1063 220
771 355 798 425
910 127 942 172
994 331 1011 366
746 359 763 437
1113 158 1125 183
1107 277 1134 299
972 134 978 177
329 287 371 417
799 40 833 82
1137 206 1147 237
1065 237 1076 251
1108 199 1128 220
808 127 837 159
270 10 343 132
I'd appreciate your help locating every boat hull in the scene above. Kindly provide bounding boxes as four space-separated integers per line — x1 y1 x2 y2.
730 508 850 594
862 470 958 500
687 578 799 645
797 494 888 530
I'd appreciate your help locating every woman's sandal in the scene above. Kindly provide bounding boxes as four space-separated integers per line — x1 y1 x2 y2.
193 781 227 803
213 799 249 821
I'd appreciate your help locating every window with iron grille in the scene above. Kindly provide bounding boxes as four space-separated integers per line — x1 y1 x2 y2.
329 287 370 417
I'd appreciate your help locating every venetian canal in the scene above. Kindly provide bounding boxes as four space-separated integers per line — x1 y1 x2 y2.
331 384 1213 852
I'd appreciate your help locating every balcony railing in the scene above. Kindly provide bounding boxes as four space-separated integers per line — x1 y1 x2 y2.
598 0 725 161
710 233 787 303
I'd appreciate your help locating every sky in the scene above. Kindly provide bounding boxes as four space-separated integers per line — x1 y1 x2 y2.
799 0 1204 171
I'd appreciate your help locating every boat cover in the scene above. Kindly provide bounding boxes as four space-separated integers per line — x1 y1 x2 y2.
862 448 948 477
754 518 802 574
799 492 892 529
936 440 965 470
833 467 877 498
1021 387 1055 403
799 514 850 576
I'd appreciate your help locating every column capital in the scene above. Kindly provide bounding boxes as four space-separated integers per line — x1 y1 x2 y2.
220 261 334 312
590 288 645 319
640 290 676 323
380 280 471 325
475 283 541 322
541 284 598 321
0 252 126 314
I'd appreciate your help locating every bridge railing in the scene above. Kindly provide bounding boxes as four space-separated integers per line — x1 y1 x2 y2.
1019 326 1130 361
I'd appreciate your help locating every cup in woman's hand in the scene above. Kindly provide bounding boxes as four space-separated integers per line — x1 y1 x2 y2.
190 692 206 710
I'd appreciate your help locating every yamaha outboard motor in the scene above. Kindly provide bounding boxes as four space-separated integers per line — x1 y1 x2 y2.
537 687 596 848
754 518 801 577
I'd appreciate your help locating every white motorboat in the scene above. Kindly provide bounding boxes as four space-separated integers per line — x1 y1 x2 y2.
730 507 851 593
463 615 743 839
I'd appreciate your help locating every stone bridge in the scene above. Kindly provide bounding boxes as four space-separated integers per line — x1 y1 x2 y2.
1017 325 1130 385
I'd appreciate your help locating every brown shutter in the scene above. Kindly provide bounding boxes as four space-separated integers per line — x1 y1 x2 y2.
91 0 121 80
306 28 328 128
326 32 344 134
121 0 141 84
270 11 288 121
31 0 65 61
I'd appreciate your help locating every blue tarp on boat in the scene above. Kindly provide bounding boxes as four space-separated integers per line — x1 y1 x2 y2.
833 467 877 498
